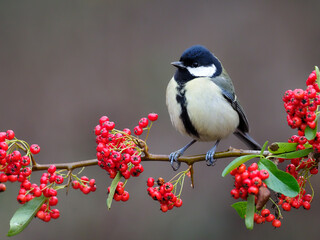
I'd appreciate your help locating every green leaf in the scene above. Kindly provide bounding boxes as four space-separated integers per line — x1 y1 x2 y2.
260 141 269 155
305 125 317 141
222 154 260 177
271 148 313 159
316 66 320 86
231 201 247 219
8 196 46 236
258 158 299 197
268 142 298 154
245 194 255 230
106 171 122 210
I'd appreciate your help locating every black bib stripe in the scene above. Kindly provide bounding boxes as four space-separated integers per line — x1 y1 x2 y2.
175 84 199 138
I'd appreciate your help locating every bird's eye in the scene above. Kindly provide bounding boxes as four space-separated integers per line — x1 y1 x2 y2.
192 62 199 68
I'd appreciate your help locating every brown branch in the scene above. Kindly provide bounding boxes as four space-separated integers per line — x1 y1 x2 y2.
31 148 269 172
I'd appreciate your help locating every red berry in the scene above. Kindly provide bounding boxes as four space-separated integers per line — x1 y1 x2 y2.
293 89 305 100
237 164 246 174
307 71 317 85
30 144 40 154
266 214 275 222
122 128 131 135
17 194 26 204
148 113 158 121
72 181 80 189
302 201 311 210
282 202 291 211
230 188 240 199
0 183 6 192
260 208 270 217
248 162 258 172
241 170 249 180
138 117 149 128
48 165 56 174
43 213 51 222
303 194 312 202
242 178 252 188
248 186 259 195
50 209 60 219
49 196 58 206
272 219 281 228
0 173 8 183
104 121 115 130
174 198 183 207
160 204 168 212
252 177 262 187
259 169 269 180
121 191 130 202
99 116 109 125
0 142 8 151
310 167 318 175
147 177 155 187
164 182 173 192
133 126 143 136
6 130 15 140
36 210 45 220
308 121 316 129
113 193 122 201
130 155 141 165
0 132 6 142
292 116 302 128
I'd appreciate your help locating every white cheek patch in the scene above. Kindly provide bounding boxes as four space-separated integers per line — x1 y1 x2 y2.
187 64 217 77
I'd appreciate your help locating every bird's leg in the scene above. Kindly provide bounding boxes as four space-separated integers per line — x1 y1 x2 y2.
205 139 221 166
169 139 197 171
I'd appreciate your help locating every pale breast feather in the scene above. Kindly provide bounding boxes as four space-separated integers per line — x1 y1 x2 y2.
166 78 188 136
184 78 240 141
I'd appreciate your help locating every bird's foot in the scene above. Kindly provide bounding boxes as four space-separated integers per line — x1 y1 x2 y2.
169 150 182 171
169 140 197 171
205 139 220 166
205 150 216 166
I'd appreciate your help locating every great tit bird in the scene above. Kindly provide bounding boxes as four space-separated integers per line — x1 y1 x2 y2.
166 45 261 170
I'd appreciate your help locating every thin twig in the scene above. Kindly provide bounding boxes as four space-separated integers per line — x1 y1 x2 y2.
31 148 269 172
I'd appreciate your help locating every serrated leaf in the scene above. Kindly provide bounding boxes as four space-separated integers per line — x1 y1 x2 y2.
222 154 260 177
305 125 317 141
8 196 46 236
245 194 255 230
258 158 299 197
106 171 121 210
268 142 298 154
231 201 247 219
271 148 313 159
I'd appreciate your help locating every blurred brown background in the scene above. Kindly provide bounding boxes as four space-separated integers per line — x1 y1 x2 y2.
1 1 320 239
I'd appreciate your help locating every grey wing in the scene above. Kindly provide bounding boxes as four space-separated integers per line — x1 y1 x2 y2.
211 76 249 133
220 89 249 133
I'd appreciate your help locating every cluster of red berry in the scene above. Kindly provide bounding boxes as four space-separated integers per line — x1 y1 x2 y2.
281 70 320 211
18 165 63 222
72 176 97 194
133 113 158 136
107 181 130 202
95 115 156 179
147 177 183 212
229 163 284 227
230 163 269 200
0 130 40 191
253 209 281 228
283 70 319 134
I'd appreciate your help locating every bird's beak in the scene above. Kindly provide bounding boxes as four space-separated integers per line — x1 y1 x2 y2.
171 61 186 69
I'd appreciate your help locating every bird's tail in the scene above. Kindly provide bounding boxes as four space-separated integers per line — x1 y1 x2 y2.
234 130 261 150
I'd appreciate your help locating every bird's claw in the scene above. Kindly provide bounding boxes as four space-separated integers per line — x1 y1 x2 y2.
205 150 216 166
169 151 182 171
